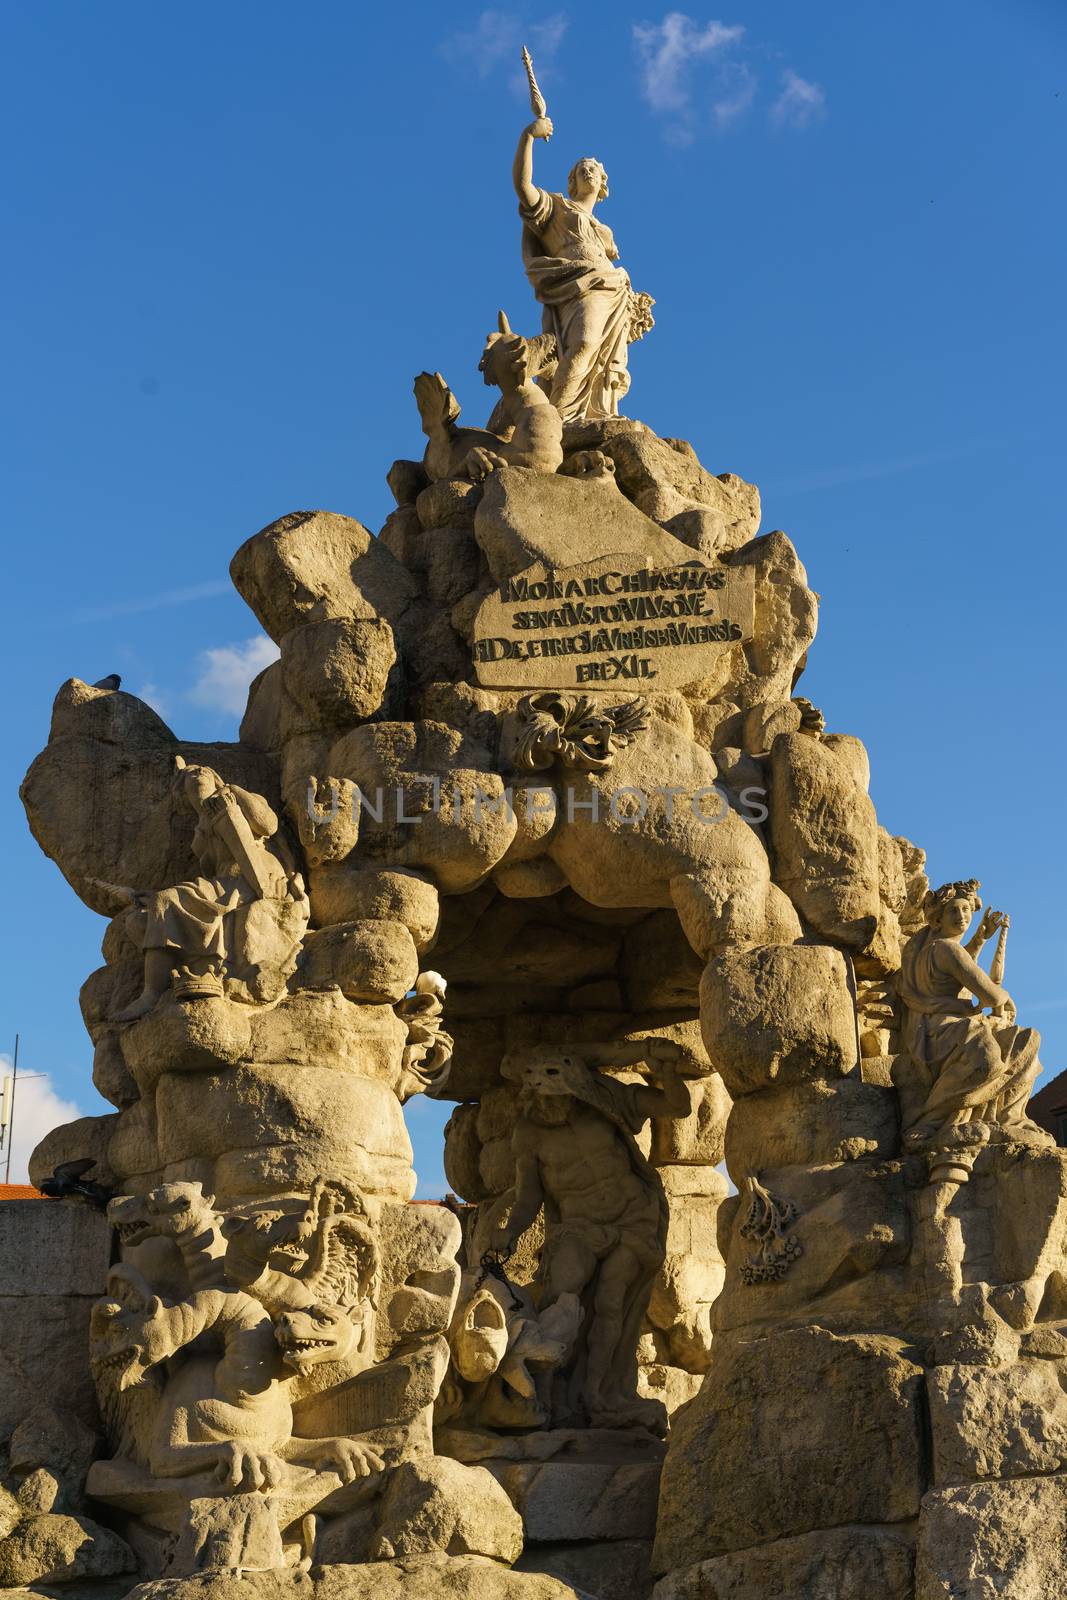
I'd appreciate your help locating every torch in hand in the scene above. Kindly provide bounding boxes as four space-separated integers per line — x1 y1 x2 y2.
522 45 551 139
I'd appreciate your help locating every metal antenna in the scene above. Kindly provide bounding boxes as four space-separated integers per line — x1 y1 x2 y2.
2 1034 19 1185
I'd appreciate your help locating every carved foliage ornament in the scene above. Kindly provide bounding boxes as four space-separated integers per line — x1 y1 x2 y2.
738 1174 802 1285
514 692 649 773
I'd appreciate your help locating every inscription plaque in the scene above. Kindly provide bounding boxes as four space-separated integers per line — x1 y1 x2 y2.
472 552 755 688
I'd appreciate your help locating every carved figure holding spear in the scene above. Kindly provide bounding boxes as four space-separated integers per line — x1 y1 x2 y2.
512 46 653 422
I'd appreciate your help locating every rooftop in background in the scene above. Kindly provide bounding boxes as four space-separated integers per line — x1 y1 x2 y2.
0 1183 45 1200
1031 1069 1067 1148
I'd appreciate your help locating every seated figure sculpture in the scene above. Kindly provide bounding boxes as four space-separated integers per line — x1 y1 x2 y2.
491 1037 691 1435
106 756 308 1019
897 878 1053 1153
414 311 563 485
90 1183 383 1522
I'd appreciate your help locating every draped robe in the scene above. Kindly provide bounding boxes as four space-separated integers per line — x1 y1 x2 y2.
520 188 633 422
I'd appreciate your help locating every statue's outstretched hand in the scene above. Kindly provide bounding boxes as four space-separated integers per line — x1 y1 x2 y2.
994 995 1017 1023
529 117 554 141
465 445 507 483
645 1037 683 1068
213 1442 284 1492
326 1439 384 1483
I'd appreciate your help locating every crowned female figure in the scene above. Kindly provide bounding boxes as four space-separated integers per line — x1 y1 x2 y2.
896 878 1051 1150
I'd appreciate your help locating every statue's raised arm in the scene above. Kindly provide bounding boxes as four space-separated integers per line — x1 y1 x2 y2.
895 879 1053 1159
513 116 554 211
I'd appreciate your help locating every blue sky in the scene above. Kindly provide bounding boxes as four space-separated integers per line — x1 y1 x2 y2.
2 1 1064 1190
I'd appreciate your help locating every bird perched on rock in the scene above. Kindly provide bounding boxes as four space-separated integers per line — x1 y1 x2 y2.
92 674 122 690
40 1158 113 1209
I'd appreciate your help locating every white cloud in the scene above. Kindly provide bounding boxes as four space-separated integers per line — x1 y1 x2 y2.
713 60 757 127
442 9 568 95
1 1060 85 1187
633 12 744 115
134 680 171 721
189 635 280 719
770 69 826 129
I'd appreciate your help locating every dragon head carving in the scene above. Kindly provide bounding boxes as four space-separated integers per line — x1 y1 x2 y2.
144 1181 218 1240
223 1179 380 1324
89 1265 169 1392
106 1192 153 1249
274 1303 355 1374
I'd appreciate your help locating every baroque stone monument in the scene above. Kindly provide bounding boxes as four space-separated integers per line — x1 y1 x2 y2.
7 50 1066 1600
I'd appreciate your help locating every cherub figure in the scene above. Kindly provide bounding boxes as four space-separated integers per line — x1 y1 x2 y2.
413 310 562 485
491 1037 691 1433
896 879 1053 1151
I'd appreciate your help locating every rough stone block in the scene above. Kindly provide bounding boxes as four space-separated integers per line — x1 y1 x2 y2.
723 1075 898 1179
714 1159 911 1335
291 1336 448 1459
296 918 420 1003
370 1457 523 1564
768 732 880 952
437 1015 506 1102
653 1525 915 1600
622 912 703 1011
247 989 408 1081
654 1327 925 1569
307 865 440 950
0 1201 111 1297
927 1358 1067 1484
443 1103 488 1201
518 1538 653 1600
230 509 417 643
0 1296 99 1430
28 1114 118 1191
492 1460 662 1543
124 1555 593 1599
652 1075 731 1168
699 944 857 1097
0 1512 134 1586
153 1063 414 1201
474 466 694 585
281 616 399 727
916 1474 1067 1598
375 1201 462 1360
119 995 252 1089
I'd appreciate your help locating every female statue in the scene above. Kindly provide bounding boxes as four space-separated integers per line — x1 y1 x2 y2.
896 879 1051 1149
513 117 652 422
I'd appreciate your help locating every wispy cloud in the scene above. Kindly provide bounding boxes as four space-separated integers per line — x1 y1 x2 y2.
74 579 232 624
632 13 824 140
189 635 279 719
770 69 826 130
442 9 568 97
633 13 743 129
0 1058 85 1187
134 680 171 721
713 60 757 127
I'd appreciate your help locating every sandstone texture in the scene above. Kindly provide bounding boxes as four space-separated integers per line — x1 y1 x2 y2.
13 231 1062 1600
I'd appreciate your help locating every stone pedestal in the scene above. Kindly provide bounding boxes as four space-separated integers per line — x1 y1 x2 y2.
0 1199 111 1433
